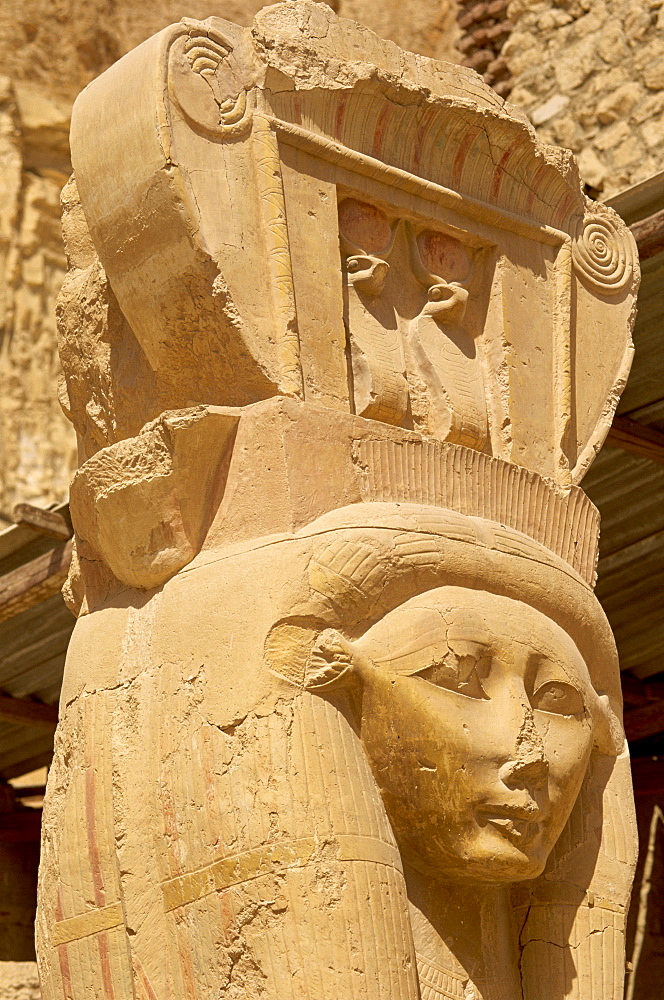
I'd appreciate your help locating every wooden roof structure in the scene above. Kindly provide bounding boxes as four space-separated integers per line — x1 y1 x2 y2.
585 173 664 755
0 503 72 787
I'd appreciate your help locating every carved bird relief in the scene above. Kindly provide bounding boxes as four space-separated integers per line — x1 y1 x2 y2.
339 199 409 426
405 225 488 451
338 198 489 452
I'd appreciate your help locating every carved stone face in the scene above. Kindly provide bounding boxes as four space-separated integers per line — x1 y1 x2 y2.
349 586 597 884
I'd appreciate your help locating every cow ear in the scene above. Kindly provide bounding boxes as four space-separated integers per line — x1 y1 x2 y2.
593 692 624 756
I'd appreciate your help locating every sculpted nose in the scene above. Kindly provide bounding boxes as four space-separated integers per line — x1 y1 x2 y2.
499 753 549 791
499 706 549 791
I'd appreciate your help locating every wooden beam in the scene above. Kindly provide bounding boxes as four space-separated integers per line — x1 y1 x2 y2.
630 207 664 261
631 758 664 797
0 808 42 843
13 784 46 799
12 503 73 541
622 673 651 708
624 700 664 742
605 415 664 466
1 747 54 782
0 693 57 730
0 539 72 625
622 673 664 708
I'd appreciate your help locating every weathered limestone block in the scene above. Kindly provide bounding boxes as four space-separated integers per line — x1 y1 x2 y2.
69 406 240 592
62 1 637 484
0 77 75 519
38 4 639 999
0 963 40 1000
506 0 664 196
0 0 459 523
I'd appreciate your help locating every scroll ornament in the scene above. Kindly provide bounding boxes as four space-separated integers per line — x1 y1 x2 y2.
169 25 252 138
572 211 637 295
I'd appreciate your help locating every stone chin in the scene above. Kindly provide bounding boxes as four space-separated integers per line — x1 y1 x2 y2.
358 725 580 887
358 721 590 887
412 810 563 886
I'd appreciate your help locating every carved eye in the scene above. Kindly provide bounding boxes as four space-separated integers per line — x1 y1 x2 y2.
346 257 363 273
532 681 585 717
418 654 490 700
427 283 454 302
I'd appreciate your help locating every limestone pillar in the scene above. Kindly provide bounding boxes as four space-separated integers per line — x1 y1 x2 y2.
37 4 640 998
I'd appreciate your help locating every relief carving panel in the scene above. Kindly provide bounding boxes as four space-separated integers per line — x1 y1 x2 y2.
338 196 490 448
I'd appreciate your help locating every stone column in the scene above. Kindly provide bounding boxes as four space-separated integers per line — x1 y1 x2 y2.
36 4 640 998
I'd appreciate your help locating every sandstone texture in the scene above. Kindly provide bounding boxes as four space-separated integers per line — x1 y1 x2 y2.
0 0 460 105
504 0 664 196
0 964 40 1000
36 4 637 998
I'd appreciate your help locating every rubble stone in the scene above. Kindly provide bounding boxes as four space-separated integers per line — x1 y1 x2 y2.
506 0 664 195
0 964 40 1000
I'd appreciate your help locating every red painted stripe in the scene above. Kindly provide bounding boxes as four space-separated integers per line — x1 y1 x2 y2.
451 126 477 191
136 957 160 1000
160 774 182 879
219 890 235 947
490 139 520 203
335 93 348 141
413 106 436 175
178 927 199 998
56 944 73 1000
97 931 116 1000
556 190 576 230
85 764 106 907
372 102 392 160
525 161 549 216
55 892 74 1000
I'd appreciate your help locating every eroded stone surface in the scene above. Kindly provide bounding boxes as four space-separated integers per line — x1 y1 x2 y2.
0 964 40 1000
0 77 74 520
37 4 638 999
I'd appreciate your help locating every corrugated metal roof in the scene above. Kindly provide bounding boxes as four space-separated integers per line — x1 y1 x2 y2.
583 246 664 681
0 509 73 780
617 253 664 427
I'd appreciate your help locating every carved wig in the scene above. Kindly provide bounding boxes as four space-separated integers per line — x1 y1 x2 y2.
37 502 635 1000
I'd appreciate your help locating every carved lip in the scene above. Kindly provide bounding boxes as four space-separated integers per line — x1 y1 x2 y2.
476 805 542 845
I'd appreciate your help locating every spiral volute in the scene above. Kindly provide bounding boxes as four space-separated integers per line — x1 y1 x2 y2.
572 213 636 294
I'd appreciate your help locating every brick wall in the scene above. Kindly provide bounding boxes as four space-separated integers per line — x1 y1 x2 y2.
457 0 514 96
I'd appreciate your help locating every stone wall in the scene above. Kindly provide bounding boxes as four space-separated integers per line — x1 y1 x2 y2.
0 0 460 105
0 79 74 520
456 0 514 97
0 0 459 524
504 0 664 197
0 964 40 1000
